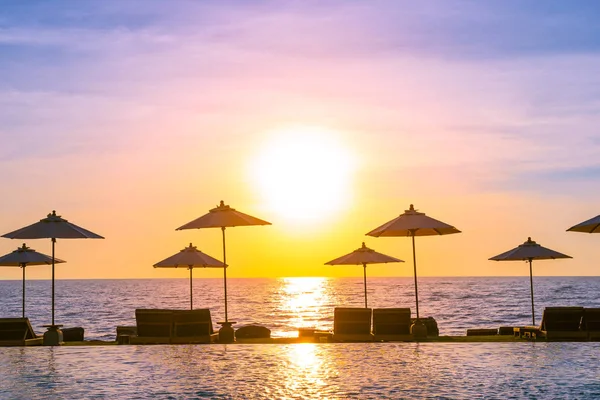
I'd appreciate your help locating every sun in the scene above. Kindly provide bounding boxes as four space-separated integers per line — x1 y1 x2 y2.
250 126 355 223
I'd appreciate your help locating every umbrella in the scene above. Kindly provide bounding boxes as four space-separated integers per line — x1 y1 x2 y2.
489 237 572 325
325 242 404 308
176 200 271 322
154 243 226 310
2 211 104 325
567 215 600 233
366 204 460 319
0 243 65 317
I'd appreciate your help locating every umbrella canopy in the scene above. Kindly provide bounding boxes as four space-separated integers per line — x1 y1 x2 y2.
2 211 104 325
2 211 104 240
176 201 271 322
489 237 572 325
177 201 271 230
154 243 227 268
489 237 572 261
567 215 600 234
154 243 226 310
0 243 66 266
366 204 460 237
325 242 404 307
0 243 65 318
325 242 404 266
366 204 460 319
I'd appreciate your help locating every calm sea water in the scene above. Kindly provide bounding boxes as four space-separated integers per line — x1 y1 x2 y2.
1 277 600 398
1 276 600 339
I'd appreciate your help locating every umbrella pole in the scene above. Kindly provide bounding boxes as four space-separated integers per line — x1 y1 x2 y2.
363 263 368 308
190 268 193 310
222 227 228 322
529 259 535 326
22 264 26 318
51 237 56 326
411 232 420 320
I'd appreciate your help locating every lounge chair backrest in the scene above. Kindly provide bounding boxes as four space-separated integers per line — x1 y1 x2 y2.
334 307 372 335
582 308 600 331
172 309 214 337
541 307 584 332
135 309 173 338
373 308 411 335
0 318 37 340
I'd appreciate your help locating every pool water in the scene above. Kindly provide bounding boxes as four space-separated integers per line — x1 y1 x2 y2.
2 343 600 399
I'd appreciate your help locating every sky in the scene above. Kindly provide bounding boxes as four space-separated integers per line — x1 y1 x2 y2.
1 0 599 280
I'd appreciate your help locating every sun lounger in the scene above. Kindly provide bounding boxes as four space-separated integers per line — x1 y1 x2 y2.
130 309 218 344
582 308 600 341
515 307 587 340
513 307 587 340
130 309 173 344
332 307 373 342
372 308 413 341
540 307 587 340
0 318 43 346
171 309 218 344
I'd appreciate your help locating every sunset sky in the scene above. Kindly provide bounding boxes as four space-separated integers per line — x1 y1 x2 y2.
1 1 599 280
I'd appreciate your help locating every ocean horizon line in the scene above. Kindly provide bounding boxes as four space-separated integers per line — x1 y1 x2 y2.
1 275 599 282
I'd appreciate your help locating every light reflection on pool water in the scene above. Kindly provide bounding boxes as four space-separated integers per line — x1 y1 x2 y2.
2 343 600 399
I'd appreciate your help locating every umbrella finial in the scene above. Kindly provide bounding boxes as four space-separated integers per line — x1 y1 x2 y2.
362 242 366 248
44 210 63 221
220 200 225 207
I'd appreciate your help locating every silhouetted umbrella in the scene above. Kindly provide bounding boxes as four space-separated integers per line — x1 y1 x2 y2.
366 204 460 319
177 201 270 322
489 237 572 325
567 215 600 234
154 243 226 310
325 242 404 308
0 243 65 317
2 211 104 325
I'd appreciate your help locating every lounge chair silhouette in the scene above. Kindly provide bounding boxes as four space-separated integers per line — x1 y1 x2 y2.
540 307 587 340
0 318 43 346
332 307 373 342
130 309 218 344
581 308 600 341
172 309 218 343
132 309 172 343
372 308 413 341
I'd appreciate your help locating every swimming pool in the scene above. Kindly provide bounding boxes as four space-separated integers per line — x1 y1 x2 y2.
2 342 599 399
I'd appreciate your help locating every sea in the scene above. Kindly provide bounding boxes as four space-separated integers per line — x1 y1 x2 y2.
1 276 600 399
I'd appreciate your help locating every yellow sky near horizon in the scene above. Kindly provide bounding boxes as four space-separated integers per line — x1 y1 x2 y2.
0 122 596 281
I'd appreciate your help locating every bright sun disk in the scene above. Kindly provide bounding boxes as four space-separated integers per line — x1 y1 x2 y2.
251 126 355 223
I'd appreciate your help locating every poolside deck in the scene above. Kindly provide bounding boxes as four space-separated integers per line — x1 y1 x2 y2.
56 335 526 346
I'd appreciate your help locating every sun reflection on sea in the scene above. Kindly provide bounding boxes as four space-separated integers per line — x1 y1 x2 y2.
277 277 332 337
